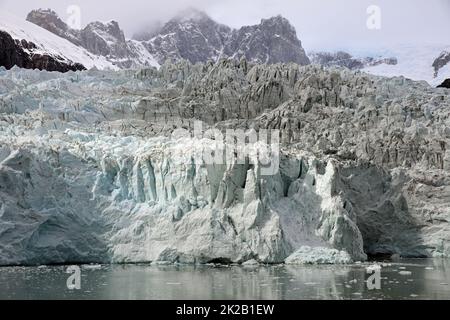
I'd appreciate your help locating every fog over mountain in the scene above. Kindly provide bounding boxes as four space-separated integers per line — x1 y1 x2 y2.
1 0 449 51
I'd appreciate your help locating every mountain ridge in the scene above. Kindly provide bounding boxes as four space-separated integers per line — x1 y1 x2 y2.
26 8 310 67
0 7 449 86
0 11 117 72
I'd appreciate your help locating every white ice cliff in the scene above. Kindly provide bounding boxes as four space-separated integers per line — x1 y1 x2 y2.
0 59 449 265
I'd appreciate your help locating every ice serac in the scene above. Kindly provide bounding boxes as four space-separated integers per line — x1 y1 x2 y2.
0 59 449 266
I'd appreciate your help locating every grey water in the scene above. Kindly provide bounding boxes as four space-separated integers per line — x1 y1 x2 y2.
0 259 450 300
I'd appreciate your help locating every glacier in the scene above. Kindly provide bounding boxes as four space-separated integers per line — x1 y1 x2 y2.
0 59 449 266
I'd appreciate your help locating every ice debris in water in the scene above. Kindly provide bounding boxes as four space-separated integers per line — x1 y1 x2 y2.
285 246 353 265
242 259 259 266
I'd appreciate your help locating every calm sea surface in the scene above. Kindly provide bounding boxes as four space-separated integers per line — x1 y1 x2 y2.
0 259 449 300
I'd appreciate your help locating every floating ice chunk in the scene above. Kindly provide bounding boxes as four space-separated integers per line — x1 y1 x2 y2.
152 261 173 266
82 264 102 270
242 259 259 266
390 254 401 261
285 246 353 265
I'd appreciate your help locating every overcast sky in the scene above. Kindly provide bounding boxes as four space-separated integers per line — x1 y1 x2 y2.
1 0 449 51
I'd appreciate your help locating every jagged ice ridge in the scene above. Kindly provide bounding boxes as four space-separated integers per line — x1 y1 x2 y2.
0 58 449 266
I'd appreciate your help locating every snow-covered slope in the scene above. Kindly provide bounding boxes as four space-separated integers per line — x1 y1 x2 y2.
26 9 159 69
0 12 118 70
360 44 450 86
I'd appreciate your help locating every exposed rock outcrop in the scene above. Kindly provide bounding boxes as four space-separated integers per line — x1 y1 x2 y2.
25 8 83 46
26 9 158 69
438 79 450 88
310 51 397 70
223 15 310 65
0 30 85 72
28 8 310 67
433 51 450 78
143 8 231 64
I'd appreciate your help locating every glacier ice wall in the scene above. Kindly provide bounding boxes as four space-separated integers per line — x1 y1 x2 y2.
0 60 449 265
0 132 367 264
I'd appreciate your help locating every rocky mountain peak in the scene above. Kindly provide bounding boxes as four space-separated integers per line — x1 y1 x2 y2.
26 8 82 46
80 21 127 58
261 15 294 29
160 7 231 37
144 10 310 65
171 7 213 23
26 8 67 30
224 14 310 65
259 15 299 41
83 20 127 48
25 9 158 68
24 8 310 67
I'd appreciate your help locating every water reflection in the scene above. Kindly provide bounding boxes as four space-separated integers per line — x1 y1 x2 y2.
0 260 450 300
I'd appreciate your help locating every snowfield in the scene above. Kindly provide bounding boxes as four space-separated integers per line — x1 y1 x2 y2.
0 12 118 70
360 44 450 87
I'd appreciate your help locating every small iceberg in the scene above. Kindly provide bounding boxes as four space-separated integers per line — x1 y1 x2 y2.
285 246 353 265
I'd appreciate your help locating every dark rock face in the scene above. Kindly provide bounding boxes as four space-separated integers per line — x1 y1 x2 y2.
433 51 450 77
0 30 85 72
437 79 450 88
27 8 311 67
0 31 29 69
80 21 128 58
27 9 149 68
26 9 83 46
224 16 310 65
144 11 310 65
144 10 231 64
28 9 129 60
310 51 397 70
